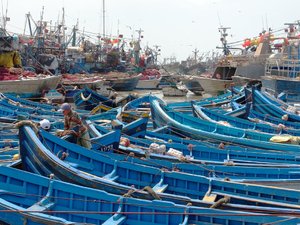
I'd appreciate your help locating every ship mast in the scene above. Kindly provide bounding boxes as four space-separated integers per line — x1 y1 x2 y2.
1 0 9 31
192 48 199 62
102 0 105 38
218 27 231 56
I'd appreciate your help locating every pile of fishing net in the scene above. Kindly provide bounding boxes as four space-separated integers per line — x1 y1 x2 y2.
0 67 37 80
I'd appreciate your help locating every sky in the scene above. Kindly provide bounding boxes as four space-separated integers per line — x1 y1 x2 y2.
3 0 300 62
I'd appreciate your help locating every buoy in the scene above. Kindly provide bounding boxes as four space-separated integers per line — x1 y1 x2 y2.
12 154 20 160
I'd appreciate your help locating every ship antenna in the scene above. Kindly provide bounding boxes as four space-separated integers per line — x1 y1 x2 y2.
217 11 222 27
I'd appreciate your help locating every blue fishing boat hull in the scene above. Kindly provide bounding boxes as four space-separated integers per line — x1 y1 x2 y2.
73 87 114 110
19 125 300 211
150 95 300 153
192 103 300 136
252 89 300 122
2 166 286 225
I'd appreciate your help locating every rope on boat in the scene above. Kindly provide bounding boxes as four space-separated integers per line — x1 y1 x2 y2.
223 161 235 166
210 196 230 209
121 185 161 200
122 189 135 198
14 120 39 134
142 186 161 200
1 209 300 217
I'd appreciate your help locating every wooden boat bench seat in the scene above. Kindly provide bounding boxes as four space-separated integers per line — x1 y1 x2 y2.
102 197 126 224
102 215 126 225
0 189 55 212
66 160 95 172
26 201 55 212
152 182 168 193
102 160 119 181
152 171 168 193
26 179 55 212
102 173 119 181
26 190 55 212
202 193 217 202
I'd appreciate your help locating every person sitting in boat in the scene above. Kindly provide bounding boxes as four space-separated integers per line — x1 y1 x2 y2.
59 103 91 149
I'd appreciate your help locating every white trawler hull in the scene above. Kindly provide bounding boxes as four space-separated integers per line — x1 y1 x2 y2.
136 78 161 89
197 77 233 95
0 75 62 97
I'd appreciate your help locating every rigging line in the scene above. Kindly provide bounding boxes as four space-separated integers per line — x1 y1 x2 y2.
0 209 299 217
0 190 187 209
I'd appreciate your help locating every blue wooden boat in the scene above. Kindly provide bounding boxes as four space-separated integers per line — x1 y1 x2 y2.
83 107 120 124
167 86 243 110
1 167 298 225
0 126 22 166
86 116 148 141
121 130 300 165
122 95 152 111
225 105 247 118
252 89 300 122
1 91 89 113
119 95 152 122
150 95 300 153
97 149 300 180
73 87 115 110
3 93 58 110
0 98 64 117
248 108 300 130
89 116 300 166
167 90 232 109
0 142 19 165
0 105 64 123
63 116 300 174
19 125 300 210
192 103 300 136
74 87 138 111
0 96 94 123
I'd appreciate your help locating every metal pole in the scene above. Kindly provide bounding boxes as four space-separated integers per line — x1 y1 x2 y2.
102 0 105 38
